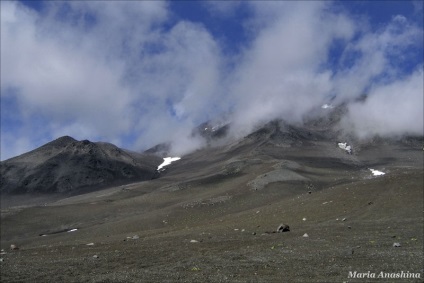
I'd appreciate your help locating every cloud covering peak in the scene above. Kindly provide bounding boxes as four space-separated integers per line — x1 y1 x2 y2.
1 1 422 160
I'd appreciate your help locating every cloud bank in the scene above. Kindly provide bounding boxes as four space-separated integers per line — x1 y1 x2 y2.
1 1 422 160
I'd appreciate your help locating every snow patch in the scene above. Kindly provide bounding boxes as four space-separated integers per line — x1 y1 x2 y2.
338 142 352 154
322 104 334 109
157 157 181 171
369 168 385 176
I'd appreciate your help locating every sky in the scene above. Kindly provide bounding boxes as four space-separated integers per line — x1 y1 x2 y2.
1 1 423 160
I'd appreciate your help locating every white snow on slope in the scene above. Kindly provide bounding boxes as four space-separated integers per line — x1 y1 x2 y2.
322 104 334 109
369 169 385 176
157 157 181 171
338 142 352 154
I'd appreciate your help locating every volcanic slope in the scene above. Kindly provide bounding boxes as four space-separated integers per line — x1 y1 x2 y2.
1 119 423 282
0 136 162 194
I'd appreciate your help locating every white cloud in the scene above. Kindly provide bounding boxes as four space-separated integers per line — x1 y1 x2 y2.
343 67 424 138
1 1 224 159
1 1 138 140
227 2 356 137
333 14 423 101
128 20 227 152
1 1 422 161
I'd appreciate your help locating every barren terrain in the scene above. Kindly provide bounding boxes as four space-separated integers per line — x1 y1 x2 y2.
1 123 423 282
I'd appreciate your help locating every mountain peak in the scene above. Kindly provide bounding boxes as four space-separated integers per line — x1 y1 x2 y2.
1 136 162 194
45 136 77 148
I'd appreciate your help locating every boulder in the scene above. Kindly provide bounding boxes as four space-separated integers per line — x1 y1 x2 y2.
10 244 19 251
277 224 290 233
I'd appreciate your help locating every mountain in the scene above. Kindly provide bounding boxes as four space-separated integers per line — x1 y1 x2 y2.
1 110 423 282
193 121 230 142
0 136 162 194
143 142 171 157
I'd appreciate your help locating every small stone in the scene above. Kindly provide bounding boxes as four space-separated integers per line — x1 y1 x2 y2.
302 233 309 238
393 242 401 247
10 244 19 250
302 218 307 221
241 229 245 232
342 218 347 221
190 240 199 243
86 243 95 246
252 232 256 235
277 224 290 233
131 235 139 240
348 226 351 229
308 191 312 194
93 255 99 258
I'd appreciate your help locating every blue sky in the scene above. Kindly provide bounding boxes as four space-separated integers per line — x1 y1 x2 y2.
1 1 423 160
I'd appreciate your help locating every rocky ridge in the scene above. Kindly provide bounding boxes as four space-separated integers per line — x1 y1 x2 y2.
0 136 162 194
